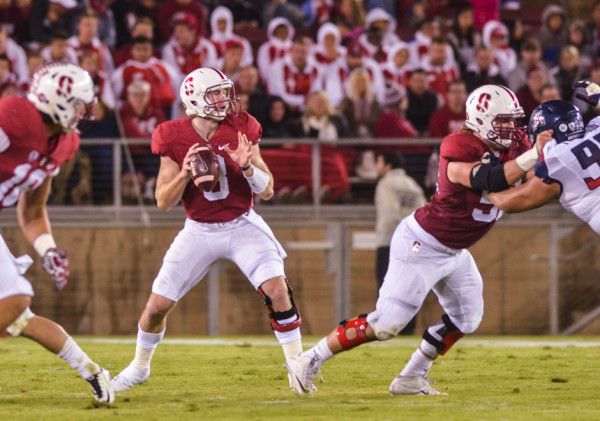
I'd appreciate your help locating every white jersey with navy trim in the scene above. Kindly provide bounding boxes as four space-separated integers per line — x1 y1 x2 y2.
535 116 600 233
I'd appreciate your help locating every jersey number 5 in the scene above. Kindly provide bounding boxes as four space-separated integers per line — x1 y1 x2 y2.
571 133 600 190
472 194 503 222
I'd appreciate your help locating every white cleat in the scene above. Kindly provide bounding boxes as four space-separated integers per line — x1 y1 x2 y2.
110 365 150 392
86 368 115 403
284 353 323 395
389 375 447 396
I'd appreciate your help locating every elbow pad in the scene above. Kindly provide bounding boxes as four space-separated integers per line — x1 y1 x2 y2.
469 163 510 192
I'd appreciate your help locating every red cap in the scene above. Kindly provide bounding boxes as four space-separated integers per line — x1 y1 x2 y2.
346 40 366 58
225 39 244 51
491 27 507 38
171 12 199 32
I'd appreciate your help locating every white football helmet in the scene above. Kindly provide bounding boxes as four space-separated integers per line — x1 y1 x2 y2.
27 61 96 132
180 67 237 121
465 84 525 149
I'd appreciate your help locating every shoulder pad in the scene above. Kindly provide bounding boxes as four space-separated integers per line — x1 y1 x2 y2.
441 132 484 162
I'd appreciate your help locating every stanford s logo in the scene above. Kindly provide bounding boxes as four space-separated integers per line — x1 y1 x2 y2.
476 93 492 112
184 77 195 96
56 75 73 98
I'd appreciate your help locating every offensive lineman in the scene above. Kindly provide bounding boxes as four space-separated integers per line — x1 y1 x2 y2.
489 93 600 234
285 84 552 395
111 67 304 391
0 62 113 403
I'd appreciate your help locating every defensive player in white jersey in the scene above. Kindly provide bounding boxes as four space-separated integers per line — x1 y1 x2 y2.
0 62 113 403
489 97 600 233
111 67 304 392
285 84 552 395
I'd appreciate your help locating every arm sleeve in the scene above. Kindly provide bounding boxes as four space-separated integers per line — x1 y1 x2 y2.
151 124 174 158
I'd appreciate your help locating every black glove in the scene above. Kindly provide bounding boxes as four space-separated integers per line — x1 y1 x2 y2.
42 248 70 290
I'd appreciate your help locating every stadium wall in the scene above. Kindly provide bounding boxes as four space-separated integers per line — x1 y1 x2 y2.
2 217 598 336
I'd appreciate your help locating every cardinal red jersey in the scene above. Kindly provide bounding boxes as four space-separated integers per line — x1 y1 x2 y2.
152 111 262 223
414 131 530 249
0 97 79 210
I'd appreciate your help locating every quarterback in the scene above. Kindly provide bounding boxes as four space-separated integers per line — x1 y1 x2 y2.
112 67 304 391
0 62 113 403
285 84 552 395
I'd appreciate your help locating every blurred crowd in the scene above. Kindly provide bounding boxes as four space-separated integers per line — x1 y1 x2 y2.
3 0 600 204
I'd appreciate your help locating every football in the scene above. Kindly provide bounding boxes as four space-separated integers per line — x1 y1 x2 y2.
190 145 220 192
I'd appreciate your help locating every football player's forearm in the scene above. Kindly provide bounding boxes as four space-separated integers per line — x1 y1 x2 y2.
17 178 52 244
503 160 529 185
155 172 188 212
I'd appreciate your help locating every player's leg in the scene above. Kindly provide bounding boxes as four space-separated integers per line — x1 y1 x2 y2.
286 217 437 394
0 234 35 332
391 249 483 395
0 294 30 332
113 221 216 391
111 293 176 392
231 215 308 389
13 313 114 403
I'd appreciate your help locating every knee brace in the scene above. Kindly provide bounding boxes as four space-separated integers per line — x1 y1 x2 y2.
422 314 464 356
258 279 301 332
336 314 370 350
6 307 35 337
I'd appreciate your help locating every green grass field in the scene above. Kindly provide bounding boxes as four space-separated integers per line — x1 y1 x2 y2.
1 335 600 421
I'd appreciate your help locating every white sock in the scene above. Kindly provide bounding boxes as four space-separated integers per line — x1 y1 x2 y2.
57 336 100 380
400 347 436 377
309 337 334 361
281 338 303 360
274 325 301 346
132 325 165 370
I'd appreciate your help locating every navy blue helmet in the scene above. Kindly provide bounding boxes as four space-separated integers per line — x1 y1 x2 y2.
528 100 584 144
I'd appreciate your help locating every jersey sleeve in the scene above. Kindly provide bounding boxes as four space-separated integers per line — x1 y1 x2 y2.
151 122 175 159
242 112 262 144
49 133 80 166
534 148 560 185
440 133 482 162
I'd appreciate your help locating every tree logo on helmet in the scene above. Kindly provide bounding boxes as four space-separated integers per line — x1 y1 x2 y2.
56 75 74 98
184 77 195 96
476 93 492 112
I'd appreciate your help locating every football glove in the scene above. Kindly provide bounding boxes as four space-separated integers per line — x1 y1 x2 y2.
572 80 600 106
42 248 70 290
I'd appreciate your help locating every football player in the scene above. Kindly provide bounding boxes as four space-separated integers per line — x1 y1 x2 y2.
111 67 304 392
285 84 553 395
0 62 114 403
489 93 600 234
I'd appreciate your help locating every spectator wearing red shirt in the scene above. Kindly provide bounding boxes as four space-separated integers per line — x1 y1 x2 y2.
156 0 207 44
120 80 166 140
373 82 417 140
112 36 180 119
516 65 548 120
115 16 161 67
161 12 217 78
428 80 467 137
68 11 114 75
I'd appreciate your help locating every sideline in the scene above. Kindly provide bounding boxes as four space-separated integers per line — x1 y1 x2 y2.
79 336 600 348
